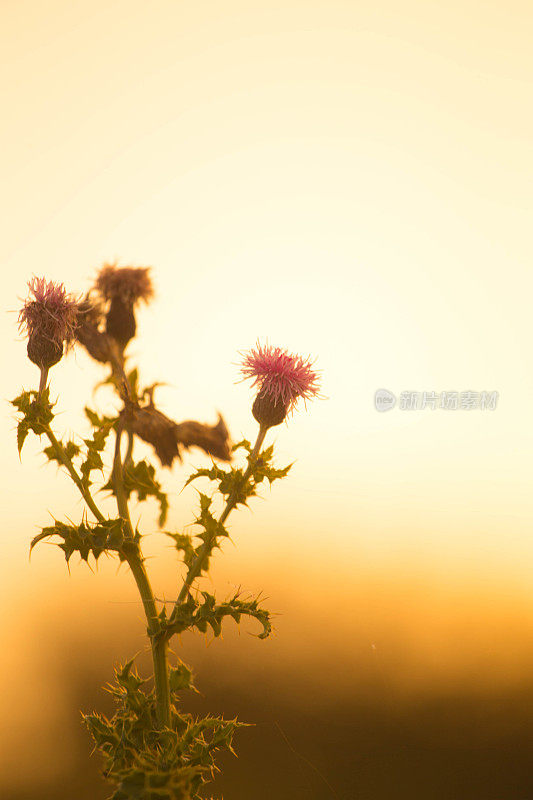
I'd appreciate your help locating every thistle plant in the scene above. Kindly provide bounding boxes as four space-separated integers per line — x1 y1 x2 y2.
12 266 320 800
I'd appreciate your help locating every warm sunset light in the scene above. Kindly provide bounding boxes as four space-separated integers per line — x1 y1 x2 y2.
1 2 532 799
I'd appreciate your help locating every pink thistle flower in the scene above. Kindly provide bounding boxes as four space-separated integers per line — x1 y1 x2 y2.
240 342 320 427
18 277 78 369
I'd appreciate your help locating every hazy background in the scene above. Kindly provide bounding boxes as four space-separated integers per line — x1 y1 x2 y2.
1 1 532 798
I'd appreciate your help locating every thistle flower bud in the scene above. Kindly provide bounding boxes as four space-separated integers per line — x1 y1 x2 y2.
18 277 78 370
252 392 288 428
240 342 321 428
95 264 153 349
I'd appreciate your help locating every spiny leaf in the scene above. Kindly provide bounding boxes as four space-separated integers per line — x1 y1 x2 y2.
248 443 292 486
85 653 242 800
231 439 251 453
43 440 80 465
11 389 54 453
80 408 116 488
166 592 272 640
17 420 30 455
169 661 196 693
30 517 127 564
30 528 55 553
164 532 195 568
105 459 169 527
184 464 227 488
252 459 292 485
84 406 117 429
193 495 227 552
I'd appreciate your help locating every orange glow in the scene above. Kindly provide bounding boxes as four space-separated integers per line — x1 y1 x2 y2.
1 2 532 797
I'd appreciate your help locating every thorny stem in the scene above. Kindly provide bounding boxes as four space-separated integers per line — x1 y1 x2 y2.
43 389 170 728
127 555 171 729
113 425 171 729
43 425 106 524
37 375 106 524
168 424 268 628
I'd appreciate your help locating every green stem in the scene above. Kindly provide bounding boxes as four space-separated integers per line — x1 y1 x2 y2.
43 425 106 524
124 428 134 468
126 552 171 728
112 425 135 536
113 426 171 728
38 367 49 397
169 424 268 624
40 389 170 726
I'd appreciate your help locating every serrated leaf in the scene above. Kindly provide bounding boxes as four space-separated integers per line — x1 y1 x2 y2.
17 420 29 455
30 528 54 553
80 410 116 488
231 439 251 453
164 532 195 568
250 444 292 486
107 459 169 527
166 592 272 640
169 661 196 693
12 389 54 452
29 517 127 563
43 440 80 465
184 463 227 489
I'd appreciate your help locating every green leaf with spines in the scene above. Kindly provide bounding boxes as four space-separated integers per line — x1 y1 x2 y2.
164 591 272 640
30 517 129 564
43 440 80 464
17 420 30 455
11 389 54 454
185 441 291 511
184 463 226 489
84 406 117 429
231 438 251 452
185 463 252 506
164 532 195 568
194 494 227 542
250 457 292 486
169 661 197 694
245 442 293 486
80 407 117 488
85 656 244 800
104 459 169 527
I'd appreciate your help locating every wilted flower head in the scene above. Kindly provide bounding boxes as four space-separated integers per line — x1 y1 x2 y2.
240 342 320 428
18 277 78 369
74 293 113 364
96 263 153 305
95 264 153 350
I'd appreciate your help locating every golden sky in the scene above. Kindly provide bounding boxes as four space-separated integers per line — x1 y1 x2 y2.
1 0 532 606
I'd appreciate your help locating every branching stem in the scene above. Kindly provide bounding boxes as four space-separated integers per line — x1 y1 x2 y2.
43 397 170 728
113 425 171 729
43 425 106 524
168 424 268 628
